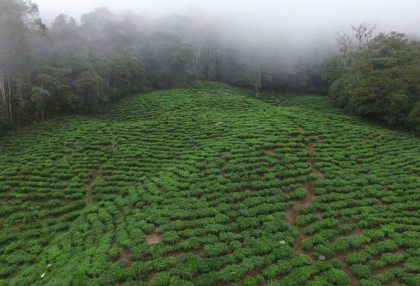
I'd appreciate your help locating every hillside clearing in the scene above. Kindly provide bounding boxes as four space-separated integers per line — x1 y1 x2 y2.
0 82 419 286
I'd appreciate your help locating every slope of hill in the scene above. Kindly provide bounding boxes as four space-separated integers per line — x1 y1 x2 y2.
0 81 419 286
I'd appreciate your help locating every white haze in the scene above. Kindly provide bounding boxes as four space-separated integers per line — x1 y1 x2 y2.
34 0 420 64
35 0 420 37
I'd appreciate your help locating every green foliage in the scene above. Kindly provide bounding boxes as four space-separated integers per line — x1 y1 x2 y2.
381 253 404 265
408 101 420 132
289 188 308 200
0 82 419 286
345 251 371 265
329 30 420 132
351 264 372 279
150 271 171 286
324 268 350 286
108 247 122 259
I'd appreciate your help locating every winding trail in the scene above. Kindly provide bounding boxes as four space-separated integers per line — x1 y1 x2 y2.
86 165 104 205
285 141 321 255
284 139 358 286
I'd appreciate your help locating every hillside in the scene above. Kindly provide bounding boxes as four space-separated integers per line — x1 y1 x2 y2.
0 82 419 286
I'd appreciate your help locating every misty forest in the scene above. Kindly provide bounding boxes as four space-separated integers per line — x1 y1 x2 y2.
0 0 419 286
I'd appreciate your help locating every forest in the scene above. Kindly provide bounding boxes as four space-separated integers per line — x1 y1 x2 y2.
1 0 419 133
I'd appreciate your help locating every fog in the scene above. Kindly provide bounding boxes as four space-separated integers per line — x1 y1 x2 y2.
26 0 420 95
2 0 420 128
36 0 420 37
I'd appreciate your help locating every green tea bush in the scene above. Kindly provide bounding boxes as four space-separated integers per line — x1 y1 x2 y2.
1 82 419 285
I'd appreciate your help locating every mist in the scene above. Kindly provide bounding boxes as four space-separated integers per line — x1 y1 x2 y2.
1 0 420 129
34 0 420 70
36 0 420 36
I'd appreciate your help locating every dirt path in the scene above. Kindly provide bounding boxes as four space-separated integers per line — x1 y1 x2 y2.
219 158 228 177
372 247 405 276
86 165 103 205
308 142 324 180
283 139 360 285
112 246 132 266
338 255 358 286
285 141 322 255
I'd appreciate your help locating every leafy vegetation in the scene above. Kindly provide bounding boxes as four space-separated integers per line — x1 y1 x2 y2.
329 24 420 132
1 2 419 135
0 0 332 132
1 81 419 285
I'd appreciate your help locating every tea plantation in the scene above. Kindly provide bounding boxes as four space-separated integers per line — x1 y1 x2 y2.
0 81 419 286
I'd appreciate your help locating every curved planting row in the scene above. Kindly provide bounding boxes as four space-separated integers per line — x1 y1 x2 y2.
0 82 419 285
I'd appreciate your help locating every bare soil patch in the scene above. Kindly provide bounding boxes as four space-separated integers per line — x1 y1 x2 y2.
146 231 163 246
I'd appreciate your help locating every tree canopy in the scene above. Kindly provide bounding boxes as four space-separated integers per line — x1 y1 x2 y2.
329 25 420 132
0 2 419 134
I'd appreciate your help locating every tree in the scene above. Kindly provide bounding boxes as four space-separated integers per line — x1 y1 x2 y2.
329 25 420 131
74 70 108 111
408 102 420 132
0 0 44 123
50 14 84 56
30 86 49 119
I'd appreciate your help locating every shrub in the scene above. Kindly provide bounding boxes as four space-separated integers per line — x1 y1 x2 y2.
243 276 257 286
381 253 404 265
151 271 171 286
351 264 371 279
108 247 122 259
345 251 371 265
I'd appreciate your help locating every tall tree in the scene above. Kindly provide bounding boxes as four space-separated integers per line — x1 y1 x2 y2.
0 0 44 123
330 26 420 131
